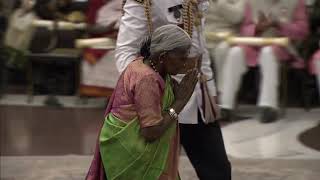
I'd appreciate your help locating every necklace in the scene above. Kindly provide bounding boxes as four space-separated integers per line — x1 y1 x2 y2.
149 59 158 73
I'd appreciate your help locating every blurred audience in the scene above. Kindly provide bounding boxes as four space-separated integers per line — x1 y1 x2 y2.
219 0 309 123
306 0 320 99
205 0 246 95
4 0 37 56
0 0 18 19
310 45 320 98
79 0 121 97
0 0 38 97
2 0 319 108
34 0 75 21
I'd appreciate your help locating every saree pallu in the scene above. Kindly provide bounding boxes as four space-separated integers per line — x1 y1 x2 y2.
87 75 178 180
100 114 177 180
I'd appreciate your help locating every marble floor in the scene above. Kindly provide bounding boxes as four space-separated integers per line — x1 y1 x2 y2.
1 156 320 180
223 106 320 160
1 95 320 180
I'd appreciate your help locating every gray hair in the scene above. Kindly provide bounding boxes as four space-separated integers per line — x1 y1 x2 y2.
140 24 192 58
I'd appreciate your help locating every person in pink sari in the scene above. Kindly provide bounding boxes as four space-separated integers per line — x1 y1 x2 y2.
219 0 309 123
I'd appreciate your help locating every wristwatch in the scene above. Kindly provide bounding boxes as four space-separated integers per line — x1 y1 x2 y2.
167 108 179 120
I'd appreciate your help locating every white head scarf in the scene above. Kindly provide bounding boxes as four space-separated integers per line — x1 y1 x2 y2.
149 24 192 56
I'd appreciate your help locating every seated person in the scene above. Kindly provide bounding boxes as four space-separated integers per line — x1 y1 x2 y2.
4 0 37 58
205 0 246 95
34 0 73 20
80 0 122 97
308 0 320 98
219 0 309 123
0 0 38 96
309 43 320 98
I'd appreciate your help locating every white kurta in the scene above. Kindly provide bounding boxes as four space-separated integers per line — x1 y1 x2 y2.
205 0 246 48
205 0 246 92
4 9 37 51
115 0 217 124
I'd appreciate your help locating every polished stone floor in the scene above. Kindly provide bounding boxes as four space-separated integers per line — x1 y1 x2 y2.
1 156 320 180
1 95 320 180
223 106 320 159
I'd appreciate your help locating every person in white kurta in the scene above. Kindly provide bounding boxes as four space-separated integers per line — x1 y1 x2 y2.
0 0 37 97
4 0 37 52
205 0 246 94
115 0 231 179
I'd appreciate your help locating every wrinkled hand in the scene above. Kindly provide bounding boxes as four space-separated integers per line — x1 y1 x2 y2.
173 69 199 113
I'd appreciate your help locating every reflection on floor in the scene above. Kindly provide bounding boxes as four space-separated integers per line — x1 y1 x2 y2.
1 156 320 180
0 106 104 156
1 95 320 180
222 106 320 159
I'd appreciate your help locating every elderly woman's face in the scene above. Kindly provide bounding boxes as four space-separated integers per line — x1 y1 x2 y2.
163 46 190 75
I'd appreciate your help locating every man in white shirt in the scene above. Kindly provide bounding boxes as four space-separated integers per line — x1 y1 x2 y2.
115 0 231 179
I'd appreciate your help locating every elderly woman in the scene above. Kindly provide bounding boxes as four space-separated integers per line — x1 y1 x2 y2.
86 24 198 180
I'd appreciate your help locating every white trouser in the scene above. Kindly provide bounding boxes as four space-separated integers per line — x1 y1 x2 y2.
220 46 280 109
210 42 231 92
315 59 320 97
